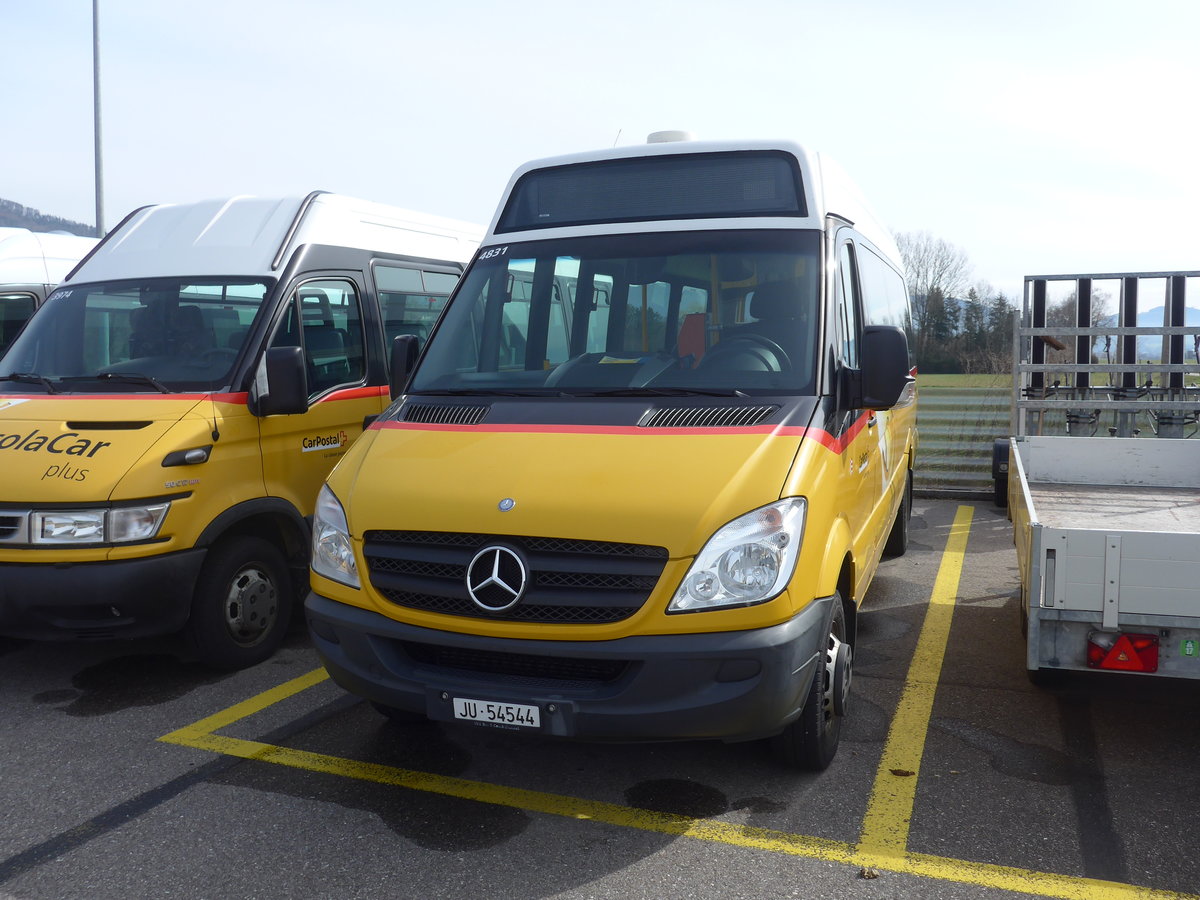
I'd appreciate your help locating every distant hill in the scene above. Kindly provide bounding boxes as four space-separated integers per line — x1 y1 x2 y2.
1095 306 1200 361
0 198 96 237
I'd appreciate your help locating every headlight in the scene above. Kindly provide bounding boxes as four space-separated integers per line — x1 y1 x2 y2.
669 498 806 612
31 503 169 545
311 484 359 588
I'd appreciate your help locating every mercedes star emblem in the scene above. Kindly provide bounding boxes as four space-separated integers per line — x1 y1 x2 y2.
465 545 527 612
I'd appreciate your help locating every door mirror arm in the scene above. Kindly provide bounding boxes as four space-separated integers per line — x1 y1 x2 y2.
389 334 419 400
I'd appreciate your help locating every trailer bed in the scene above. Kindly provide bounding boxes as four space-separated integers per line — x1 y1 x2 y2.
1027 482 1200 533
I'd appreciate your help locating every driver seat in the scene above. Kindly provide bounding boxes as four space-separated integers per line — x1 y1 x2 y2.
706 279 807 371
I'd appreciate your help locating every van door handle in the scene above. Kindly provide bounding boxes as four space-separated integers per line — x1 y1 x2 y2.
867 414 878 427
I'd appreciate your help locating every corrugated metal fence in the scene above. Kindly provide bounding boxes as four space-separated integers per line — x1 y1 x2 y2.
915 385 1010 496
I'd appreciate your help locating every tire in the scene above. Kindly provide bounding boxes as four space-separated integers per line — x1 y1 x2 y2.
883 469 912 558
994 476 1008 508
992 439 1010 509
770 596 851 770
184 536 292 670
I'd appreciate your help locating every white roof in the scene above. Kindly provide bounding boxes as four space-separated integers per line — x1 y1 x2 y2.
0 228 98 286
64 193 484 284
485 137 899 263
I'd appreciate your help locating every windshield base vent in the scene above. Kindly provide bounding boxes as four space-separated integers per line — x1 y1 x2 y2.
402 404 489 426
640 405 778 429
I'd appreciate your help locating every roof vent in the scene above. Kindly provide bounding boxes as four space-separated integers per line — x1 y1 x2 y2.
646 130 694 144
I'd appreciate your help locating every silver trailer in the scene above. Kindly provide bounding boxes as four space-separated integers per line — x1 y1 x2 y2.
999 270 1200 682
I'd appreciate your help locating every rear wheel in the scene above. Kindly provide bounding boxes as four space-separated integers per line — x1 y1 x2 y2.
770 596 851 770
184 536 292 670
883 469 912 557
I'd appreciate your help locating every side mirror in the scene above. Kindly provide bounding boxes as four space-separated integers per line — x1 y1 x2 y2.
251 346 309 416
389 334 419 400
860 325 913 410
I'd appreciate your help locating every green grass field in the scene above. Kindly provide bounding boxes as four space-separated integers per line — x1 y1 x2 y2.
917 373 1013 389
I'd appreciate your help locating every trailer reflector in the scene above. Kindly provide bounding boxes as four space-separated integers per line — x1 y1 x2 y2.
1086 631 1159 672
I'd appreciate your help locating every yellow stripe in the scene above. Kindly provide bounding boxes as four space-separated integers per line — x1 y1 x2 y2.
167 729 1193 900
158 557 1200 900
157 667 329 744
858 504 973 854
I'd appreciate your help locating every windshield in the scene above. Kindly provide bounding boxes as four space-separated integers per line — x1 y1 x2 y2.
0 277 272 392
411 230 821 396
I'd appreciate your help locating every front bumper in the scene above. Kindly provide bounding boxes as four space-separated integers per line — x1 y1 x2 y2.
0 549 207 640
306 591 833 743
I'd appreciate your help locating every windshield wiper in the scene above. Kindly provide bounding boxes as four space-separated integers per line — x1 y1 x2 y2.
568 387 749 398
94 372 173 393
0 372 60 393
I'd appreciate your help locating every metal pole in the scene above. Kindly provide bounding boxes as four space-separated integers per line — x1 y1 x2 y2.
92 0 104 237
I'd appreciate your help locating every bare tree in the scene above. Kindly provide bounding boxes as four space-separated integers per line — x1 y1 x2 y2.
1043 289 1113 384
894 231 972 359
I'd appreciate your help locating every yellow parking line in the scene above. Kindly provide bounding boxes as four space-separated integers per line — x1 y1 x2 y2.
158 666 329 745
162 727 1190 900
858 504 974 856
158 515 1199 900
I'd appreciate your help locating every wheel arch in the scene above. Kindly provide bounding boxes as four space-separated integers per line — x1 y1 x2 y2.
814 514 854 600
194 498 311 580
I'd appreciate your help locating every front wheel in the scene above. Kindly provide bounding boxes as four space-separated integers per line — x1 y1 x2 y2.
770 595 851 770
184 536 292 670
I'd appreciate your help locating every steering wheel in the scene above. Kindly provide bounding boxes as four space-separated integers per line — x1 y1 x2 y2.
699 334 791 372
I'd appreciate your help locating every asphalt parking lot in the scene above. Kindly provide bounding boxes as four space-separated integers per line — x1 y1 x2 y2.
2 497 1199 900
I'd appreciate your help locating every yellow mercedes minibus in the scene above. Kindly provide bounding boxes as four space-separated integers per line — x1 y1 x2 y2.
306 135 916 768
0 192 481 668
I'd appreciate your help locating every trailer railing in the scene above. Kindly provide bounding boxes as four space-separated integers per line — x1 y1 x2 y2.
1015 271 1200 439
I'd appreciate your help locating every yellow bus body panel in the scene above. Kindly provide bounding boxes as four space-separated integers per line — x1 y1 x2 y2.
0 393 264 563
321 419 882 641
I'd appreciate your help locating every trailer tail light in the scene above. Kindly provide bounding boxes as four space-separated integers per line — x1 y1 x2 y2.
1086 631 1159 673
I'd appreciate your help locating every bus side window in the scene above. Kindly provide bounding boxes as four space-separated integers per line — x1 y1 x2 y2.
271 279 366 397
0 293 36 351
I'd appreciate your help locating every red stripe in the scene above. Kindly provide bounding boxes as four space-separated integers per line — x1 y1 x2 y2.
371 415 872 454
0 391 226 402
329 385 389 401
1 386 383 405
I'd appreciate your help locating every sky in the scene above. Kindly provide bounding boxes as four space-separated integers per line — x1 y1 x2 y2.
7 0 1200 302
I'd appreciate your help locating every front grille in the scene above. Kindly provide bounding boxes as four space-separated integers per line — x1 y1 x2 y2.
0 511 29 544
400 641 629 685
364 530 669 624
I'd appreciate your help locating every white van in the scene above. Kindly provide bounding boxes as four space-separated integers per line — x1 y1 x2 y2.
0 228 98 353
0 193 482 668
